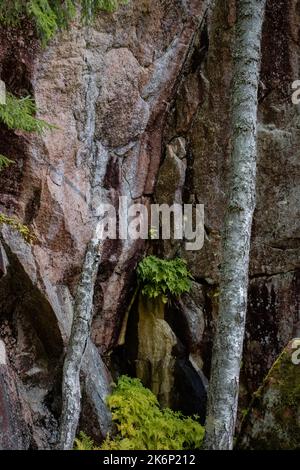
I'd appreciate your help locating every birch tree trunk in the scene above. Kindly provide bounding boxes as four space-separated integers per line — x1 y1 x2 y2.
204 0 266 450
58 234 101 450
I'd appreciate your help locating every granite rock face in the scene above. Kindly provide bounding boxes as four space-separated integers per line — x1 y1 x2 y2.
0 0 299 448
0 1 208 448
160 0 300 410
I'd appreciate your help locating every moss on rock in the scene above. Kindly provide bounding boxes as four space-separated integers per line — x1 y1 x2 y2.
237 340 300 450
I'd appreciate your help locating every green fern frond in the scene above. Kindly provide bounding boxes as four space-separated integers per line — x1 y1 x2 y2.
101 376 204 450
74 431 100 450
137 256 193 303
0 1 127 45
0 92 54 133
0 213 34 243
74 376 204 451
0 155 14 170
0 1 26 27
81 0 121 21
27 0 60 44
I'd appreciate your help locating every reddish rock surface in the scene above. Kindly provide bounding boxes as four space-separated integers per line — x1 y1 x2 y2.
0 1 208 447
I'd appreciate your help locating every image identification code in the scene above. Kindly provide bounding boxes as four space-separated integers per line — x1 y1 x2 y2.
102 454 196 466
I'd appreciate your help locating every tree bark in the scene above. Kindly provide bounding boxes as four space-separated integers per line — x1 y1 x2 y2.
204 0 266 450
58 234 101 450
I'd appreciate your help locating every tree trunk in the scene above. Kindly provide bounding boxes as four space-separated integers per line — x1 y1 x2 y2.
58 234 101 450
204 0 266 450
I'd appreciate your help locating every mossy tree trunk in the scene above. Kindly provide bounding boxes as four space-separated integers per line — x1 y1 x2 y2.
204 0 266 450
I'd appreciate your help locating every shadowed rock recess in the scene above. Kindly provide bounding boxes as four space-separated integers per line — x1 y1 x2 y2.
0 0 299 449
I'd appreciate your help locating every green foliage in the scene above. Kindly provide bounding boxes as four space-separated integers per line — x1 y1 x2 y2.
0 155 14 170
0 212 34 243
0 93 54 133
0 1 126 45
0 104 39 243
137 255 193 303
75 376 204 450
27 0 73 45
74 431 100 450
100 376 204 450
81 0 123 20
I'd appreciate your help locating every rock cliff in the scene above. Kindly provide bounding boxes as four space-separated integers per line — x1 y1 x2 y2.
0 0 299 448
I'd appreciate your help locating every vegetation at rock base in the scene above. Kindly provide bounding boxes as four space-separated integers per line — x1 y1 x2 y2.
74 376 204 450
137 256 193 304
74 432 100 450
0 0 126 45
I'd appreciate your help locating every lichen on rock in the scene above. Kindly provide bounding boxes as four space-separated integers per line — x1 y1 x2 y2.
136 294 177 408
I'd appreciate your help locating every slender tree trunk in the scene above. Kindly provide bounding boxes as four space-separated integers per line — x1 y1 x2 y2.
58 234 101 450
204 0 266 450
